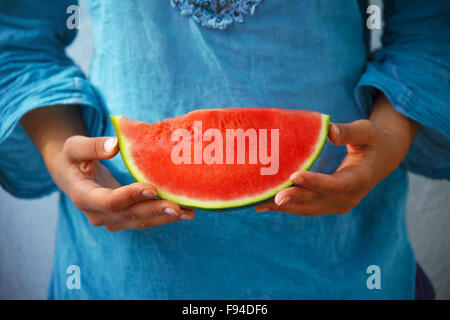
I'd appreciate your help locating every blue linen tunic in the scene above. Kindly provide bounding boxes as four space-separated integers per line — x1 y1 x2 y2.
0 0 449 299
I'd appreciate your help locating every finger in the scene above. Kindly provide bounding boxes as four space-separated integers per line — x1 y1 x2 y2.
254 199 275 212
289 168 366 194
64 135 118 162
105 214 184 232
115 199 195 222
255 199 350 216
274 186 324 206
328 120 376 146
71 179 158 212
82 209 115 227
83 200 194 227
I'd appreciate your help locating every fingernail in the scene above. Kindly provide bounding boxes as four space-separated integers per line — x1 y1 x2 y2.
164 207 179 216
332 123 340 136
290 172 299 181
141 190 156 198
180 214 193 220
290 172 304 184
104 138 117 152
276 196 290 207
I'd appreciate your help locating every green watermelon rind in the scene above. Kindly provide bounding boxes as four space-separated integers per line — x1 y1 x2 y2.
110 113 330 210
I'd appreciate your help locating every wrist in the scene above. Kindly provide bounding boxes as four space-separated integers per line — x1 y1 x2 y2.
20 105 87 174
369 92 419 154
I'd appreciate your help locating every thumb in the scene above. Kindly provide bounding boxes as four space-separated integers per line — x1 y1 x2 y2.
328 120 376 146
64 135 119 161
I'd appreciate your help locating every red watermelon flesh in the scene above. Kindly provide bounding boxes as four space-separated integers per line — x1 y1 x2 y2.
110 108 329 209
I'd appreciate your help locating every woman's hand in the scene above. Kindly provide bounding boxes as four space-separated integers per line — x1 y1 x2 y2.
255 92 419 215
57 135 194 231
21 106 194 231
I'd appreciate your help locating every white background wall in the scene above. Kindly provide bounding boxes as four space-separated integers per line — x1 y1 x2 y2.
0 0 448 299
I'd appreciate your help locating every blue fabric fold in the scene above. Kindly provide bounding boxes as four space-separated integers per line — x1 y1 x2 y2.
0 0 106 197
355 0 450 179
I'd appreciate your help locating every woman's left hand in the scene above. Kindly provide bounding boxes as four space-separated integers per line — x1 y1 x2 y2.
255 92 419 216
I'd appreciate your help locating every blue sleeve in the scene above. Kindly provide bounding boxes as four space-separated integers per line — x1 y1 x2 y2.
0 0 107 198
355 0 450 179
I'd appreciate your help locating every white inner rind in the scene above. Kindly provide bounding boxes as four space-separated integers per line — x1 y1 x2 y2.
111 114 330 210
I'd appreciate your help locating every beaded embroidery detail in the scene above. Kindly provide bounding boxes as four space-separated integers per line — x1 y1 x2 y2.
170 0 263 30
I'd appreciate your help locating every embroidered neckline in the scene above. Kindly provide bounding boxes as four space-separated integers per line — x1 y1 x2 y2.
170 0 263 30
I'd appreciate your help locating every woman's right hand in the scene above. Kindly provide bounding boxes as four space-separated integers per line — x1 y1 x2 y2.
20 105 194 232
56 135 194 232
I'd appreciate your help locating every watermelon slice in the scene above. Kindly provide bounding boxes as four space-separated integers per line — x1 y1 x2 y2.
111 108 329 209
